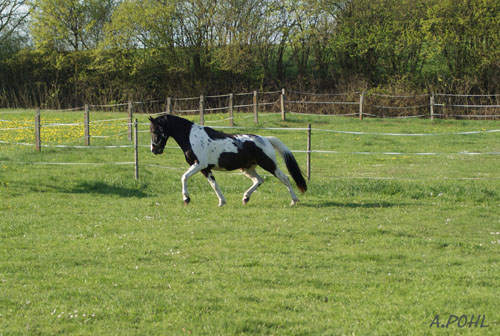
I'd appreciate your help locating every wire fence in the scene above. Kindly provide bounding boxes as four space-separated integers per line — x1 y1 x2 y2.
2 89 500 120
1 89 500 181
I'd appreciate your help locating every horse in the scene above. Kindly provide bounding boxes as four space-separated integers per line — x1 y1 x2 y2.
149 114 307 206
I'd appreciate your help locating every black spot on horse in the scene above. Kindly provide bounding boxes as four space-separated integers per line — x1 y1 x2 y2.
217 141 276 173
201 166 214 177
184 149 198 165
204 127 233 141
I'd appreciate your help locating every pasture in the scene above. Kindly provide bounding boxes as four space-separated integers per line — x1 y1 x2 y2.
1 109 500 335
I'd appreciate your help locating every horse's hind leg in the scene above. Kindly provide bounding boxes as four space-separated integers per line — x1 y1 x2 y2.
257 155 299 206
273 168 300 206
201 169 226 207
241 165 263 205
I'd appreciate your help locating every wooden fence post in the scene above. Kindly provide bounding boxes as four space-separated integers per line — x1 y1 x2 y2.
134 119 139 180
281 88 286 121
35 108 41 152
359 92 364 121
307 123 311 181
253 90 258 124
199 95 205 125
128 101 133 141
166 97 172 114
84 104 90 146
228 93 234 127
430 94 435 121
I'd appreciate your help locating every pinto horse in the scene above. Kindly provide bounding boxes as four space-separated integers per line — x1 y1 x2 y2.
149 114 307 206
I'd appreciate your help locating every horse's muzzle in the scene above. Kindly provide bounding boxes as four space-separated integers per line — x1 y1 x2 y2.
151 145 164 155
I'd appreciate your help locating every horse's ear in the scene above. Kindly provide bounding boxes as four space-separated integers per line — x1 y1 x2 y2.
149 116 155 123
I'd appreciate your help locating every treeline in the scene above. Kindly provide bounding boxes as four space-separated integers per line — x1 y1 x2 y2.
0 0 499 108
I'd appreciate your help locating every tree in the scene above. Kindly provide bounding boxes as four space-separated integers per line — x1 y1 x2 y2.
422 0 500 91
0 0 28 45
331 0 430 86
30 0 117 51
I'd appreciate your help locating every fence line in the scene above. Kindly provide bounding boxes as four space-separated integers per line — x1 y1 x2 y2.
205 93 231 99
0 140 135 148
310 127 500 136
90 103 129 108
0 161 134 166
3 121 499 181
0 126 34 131
295 149 500 156
369 93 430 98
38 106 85 112
5 160 499 181
435 93 500 97
4 137 498 157
288 90 357 96
290 111 358 117
2 91 499 180
287 100 359 105
434 104 500 108
2 118 500 137
433 113 500 118
0 119 35 123
361 113 429 119
172 96 199 101
368 104 429 110
2 89 500 122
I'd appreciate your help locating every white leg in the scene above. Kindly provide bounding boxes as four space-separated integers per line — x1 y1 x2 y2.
241 166 264 205
181 163 203 205
274 168 299 206
205 171 226 206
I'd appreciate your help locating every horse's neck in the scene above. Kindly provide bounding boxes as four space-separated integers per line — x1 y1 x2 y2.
166 116 193 151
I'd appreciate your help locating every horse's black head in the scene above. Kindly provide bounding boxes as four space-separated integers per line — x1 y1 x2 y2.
149 116 168 155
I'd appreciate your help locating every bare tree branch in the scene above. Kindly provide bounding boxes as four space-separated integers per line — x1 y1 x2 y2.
0 0 28 44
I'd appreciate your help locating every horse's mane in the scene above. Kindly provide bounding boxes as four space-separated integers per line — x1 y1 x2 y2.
156 114 193 131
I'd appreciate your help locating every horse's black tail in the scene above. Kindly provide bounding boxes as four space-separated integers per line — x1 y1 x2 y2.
266 136 307 193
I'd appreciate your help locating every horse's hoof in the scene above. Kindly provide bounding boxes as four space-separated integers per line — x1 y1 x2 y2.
218 200 226 207
183 197 190 206
242 197 249 205
290 199 299 206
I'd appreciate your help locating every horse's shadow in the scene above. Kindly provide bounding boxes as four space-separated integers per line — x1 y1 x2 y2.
301 201 402 208
69 181 149 198
30 181 149 198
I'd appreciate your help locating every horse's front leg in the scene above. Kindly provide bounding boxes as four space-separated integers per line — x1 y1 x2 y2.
201 169 226 207
181 163 203 205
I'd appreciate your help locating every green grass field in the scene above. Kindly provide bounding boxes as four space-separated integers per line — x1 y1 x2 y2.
1 110 500 335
